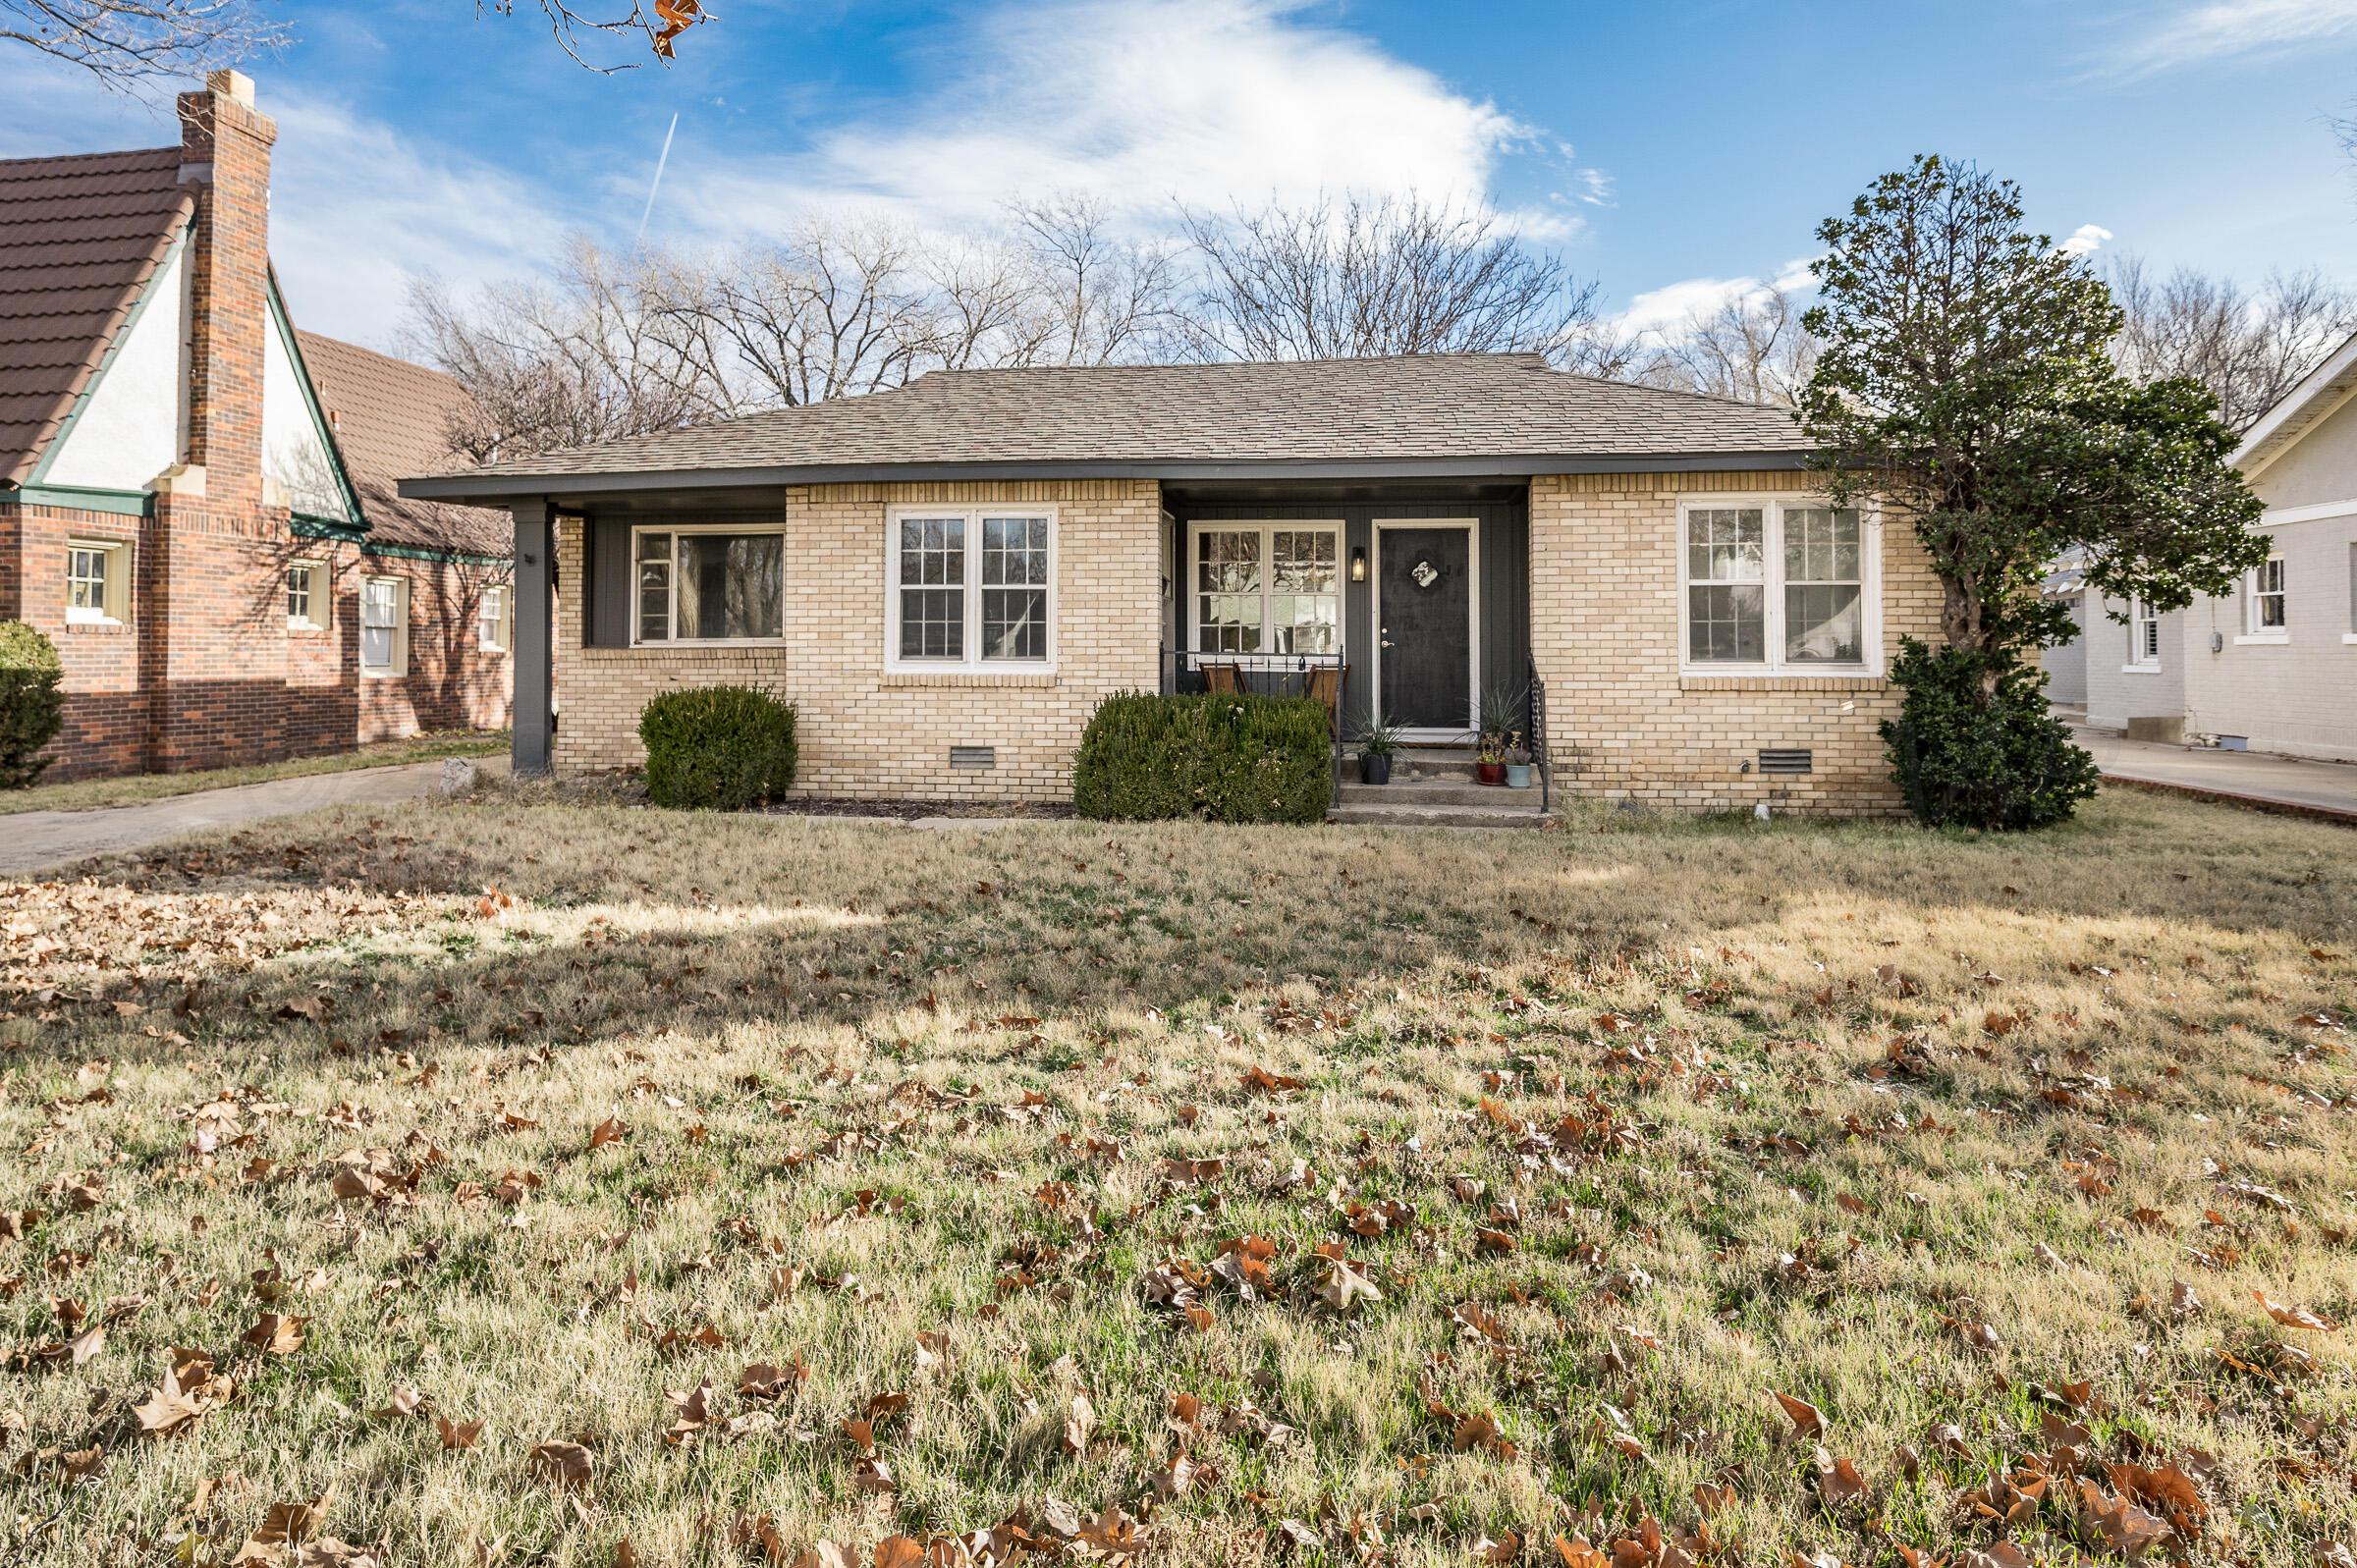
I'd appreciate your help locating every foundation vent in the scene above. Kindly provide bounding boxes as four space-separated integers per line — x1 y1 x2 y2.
1757 748 1813 777
949 745 996 770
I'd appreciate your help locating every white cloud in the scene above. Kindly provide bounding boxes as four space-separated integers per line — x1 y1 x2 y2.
2059 223 2113 258
661 0 1576 243
2110 0 2357 77
266 92 571 349
1613 257 1820 344
0 61 565 350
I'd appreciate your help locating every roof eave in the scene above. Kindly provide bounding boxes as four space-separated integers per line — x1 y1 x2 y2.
399 449 1817 506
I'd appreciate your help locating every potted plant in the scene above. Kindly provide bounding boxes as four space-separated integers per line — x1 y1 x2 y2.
1474 731 1507 785
1472 682 1525 785
1355 718 1402 784
1504 733 1533 789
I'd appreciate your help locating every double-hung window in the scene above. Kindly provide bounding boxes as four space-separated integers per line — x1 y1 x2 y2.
286 561 326 631
1188 522 1341 660
632 525 786 645
1679 500 1876 673
885 508 1056 671
359 575 409 677
2243 557 2287 639
66 539 129 625
2126 598 2161 670
476 583 511 652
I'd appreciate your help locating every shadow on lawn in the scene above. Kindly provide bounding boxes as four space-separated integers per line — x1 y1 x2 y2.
7 789 2349 1074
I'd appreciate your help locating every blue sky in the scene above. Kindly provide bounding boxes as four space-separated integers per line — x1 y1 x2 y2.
10 0 2357 351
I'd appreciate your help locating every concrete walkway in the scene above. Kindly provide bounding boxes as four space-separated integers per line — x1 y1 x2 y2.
2070 724 2357 821
0 758 505 878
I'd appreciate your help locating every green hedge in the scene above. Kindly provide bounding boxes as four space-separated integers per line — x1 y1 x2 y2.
0 621 64 790
1071 692 1333 824
637 684 798 810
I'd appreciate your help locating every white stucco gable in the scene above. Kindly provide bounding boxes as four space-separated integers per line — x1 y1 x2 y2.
38 227 192 491
261 286 358 524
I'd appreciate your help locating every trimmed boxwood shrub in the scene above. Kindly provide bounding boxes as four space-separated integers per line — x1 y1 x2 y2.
0 621 64 790
1881 636 2099 830
1072 691 1333 824
637 684 798 810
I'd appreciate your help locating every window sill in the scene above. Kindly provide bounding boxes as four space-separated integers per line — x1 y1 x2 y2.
2343 634 2357 646
2232 633 2289 646
1678 669 1883 691
64 617 129 634
360 668 406 680
882 668 1058 688
626 639 789 651
288 622 328 635
2120 664 2163 675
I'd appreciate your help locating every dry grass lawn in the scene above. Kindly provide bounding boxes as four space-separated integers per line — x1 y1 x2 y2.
0 788 2351 1568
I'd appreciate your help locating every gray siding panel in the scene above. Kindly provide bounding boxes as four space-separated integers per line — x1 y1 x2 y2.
587 514 630 648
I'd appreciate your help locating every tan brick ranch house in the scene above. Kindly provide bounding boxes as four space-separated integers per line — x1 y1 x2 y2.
402 353 1943 816
0 72 512 782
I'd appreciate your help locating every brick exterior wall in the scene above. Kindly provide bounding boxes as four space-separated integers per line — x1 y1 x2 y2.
2 75 512 784
545 471 1945 815
1529 470 1944 815
551 480 1161 800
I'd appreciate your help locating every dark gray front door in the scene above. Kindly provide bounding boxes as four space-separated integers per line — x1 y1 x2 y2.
1378 525 1472 730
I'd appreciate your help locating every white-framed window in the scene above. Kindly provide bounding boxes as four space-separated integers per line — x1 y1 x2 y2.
1185 521 1342 660
66 538 130 624
2242 556 2287 639
883 507 1057 671
2125 597 2161 670
476 583 511 652
1677 498 1879 674
286 560 326 631
631 523 786 646
359 574 409 677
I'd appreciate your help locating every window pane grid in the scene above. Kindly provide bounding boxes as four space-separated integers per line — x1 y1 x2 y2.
1193 526 1339 658
68 547 110 616
2253 559 2286 629
1684 504 1867 668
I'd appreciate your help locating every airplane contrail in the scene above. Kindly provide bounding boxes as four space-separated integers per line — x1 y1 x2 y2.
635 111 680 244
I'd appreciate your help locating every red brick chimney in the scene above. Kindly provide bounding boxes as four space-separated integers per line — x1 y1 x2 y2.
176 69 276 513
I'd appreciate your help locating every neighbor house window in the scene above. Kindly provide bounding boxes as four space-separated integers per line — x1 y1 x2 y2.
1188 522 1341 659
66 538 129 624
884 508 1057 671
2244 557 2286 637
1679 500 1876 672
286 561 326 631
476 583 511 652
632 525 785 645
359 575 409 677
2126 598 2161 669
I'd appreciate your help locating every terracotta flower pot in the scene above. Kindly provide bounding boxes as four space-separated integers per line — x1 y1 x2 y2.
1474 761 1507 785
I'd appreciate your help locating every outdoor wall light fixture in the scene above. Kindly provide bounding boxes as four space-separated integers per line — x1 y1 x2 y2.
1350 545 1368 582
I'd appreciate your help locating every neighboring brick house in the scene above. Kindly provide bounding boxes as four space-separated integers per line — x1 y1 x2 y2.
406 353 1944 818
0 71 511 783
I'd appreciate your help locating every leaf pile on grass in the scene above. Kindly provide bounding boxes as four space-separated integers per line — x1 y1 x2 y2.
0 793 2351 1568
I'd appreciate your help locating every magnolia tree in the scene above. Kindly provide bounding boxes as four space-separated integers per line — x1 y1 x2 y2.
1798 155 2267 829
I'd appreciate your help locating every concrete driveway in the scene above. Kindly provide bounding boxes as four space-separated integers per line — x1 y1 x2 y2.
0 757 504 878
2072 725 2357 821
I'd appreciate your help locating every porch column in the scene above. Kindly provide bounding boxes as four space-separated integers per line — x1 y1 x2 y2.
511 499 554 777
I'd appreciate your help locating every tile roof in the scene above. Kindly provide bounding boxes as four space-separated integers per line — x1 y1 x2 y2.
0 145 192 486
295 331 511 558
405 352 1808 496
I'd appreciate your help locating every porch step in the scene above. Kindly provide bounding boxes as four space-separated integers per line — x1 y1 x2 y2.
1343 747 1484 782
1330 802 1554 830
1337 779 1541 809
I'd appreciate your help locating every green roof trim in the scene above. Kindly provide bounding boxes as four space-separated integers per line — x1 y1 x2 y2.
267 276 368 532
5 483 154 516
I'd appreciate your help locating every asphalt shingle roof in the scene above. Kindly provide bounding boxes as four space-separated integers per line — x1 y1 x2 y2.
295 331 511 559
408 352 1807 494
0 145 192 486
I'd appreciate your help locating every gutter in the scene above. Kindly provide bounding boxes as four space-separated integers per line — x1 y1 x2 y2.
400 450 1816 505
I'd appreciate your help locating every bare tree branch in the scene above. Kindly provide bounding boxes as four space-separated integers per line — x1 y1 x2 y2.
0 0 285 89
1172 192 1603 364
2106 255 2357 431
478 0 708 72
1636 284 1820 406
